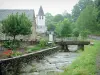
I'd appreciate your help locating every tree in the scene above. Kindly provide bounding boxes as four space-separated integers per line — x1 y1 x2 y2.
45 12 54 26
63 11 72 22
55 21 62 37
45 13 55 31
53 14 64 23
2 13 32 40
72 0 93 22
55 19 72 37
47 23 55 31
95 0 100 30
76 5 98 33
60 19 72 37
72 4 81 22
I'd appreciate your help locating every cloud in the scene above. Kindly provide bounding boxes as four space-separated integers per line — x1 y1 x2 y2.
0 0 79 15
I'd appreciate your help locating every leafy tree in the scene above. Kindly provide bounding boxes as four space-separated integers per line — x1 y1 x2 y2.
53 14 64 23
80 30 90 39
63 11 72 22
95 0 100 30
55 21 62 37
45 13 55 31
72 4 81 22
72 28 79 37
47 23 55 31
76 5 98 33
60 19 72 37
45 12 54 26
72 0 93 22
2 13 32 40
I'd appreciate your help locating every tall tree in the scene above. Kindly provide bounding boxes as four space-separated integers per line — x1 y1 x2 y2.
55 19 72 37
95 0 100 28
53 14 64 23
60 19 72 37
45 13 54 26
2 13 32 40
76 5 98 33
45 13 55 31
72 0 93 22
63 11 72 22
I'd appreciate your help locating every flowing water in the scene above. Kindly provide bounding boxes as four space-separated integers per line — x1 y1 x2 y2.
21 45 80 75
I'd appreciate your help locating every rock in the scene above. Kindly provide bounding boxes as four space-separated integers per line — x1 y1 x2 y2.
20 52 79 75
21 65 33 73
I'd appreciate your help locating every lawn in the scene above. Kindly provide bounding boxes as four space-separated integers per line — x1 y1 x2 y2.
61 40 100 75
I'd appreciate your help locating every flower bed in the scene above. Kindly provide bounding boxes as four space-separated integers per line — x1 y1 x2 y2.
0 46 59 75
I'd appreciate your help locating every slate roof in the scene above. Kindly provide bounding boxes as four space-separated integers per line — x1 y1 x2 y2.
38 6 44 16
0 9 35 22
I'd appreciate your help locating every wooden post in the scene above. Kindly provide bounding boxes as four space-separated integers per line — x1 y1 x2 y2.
78 45 84 51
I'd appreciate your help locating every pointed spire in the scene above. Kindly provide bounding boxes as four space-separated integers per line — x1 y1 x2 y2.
38 6 44 16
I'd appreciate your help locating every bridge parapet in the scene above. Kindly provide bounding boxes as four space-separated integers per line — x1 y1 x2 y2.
55 40 90 52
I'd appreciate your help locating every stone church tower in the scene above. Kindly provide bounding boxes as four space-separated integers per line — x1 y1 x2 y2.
36 6 47 33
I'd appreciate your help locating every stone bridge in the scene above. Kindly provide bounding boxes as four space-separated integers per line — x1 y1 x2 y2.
55 40 90 52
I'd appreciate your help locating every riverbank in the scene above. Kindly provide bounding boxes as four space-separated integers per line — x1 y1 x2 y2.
61 40 100 75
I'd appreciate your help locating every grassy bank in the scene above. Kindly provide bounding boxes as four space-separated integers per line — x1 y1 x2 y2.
61 40 100 75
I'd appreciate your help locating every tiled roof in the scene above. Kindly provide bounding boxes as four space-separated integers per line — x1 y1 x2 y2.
0 9 34 22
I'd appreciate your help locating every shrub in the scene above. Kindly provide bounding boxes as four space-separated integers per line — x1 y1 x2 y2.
11 51 22 57
2 40 20 50
26 45 41 53
39 39 47 47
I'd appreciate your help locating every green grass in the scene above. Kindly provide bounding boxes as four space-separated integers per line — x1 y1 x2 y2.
61 40 100 75
26 45 42 53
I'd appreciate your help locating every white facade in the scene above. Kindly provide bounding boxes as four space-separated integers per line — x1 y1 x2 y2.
36 16 47 33
36 6 47 33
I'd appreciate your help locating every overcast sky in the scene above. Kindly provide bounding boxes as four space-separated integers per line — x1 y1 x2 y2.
0 0 79 15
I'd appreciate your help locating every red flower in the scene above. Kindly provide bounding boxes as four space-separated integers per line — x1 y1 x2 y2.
3 50 13 56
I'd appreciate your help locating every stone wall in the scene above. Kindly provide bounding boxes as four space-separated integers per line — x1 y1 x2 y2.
0 46 59 75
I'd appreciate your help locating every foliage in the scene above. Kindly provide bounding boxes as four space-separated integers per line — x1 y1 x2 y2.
76 5 98 33
2 13 32 40
27 45 41 53
95 0 100 31
2 40 20 50
39 38 47 47
26 39 48 53
72 0 93 22
2 50 13 57
80 30 90 39
55 21 62 37
53 14 64 22
47 23 55 31
55 19 72 37
11 51 22 57
60 19 72 37
45 13 54 26
62 40 100 75
72 28 79 37
63 11 72 22
45 13 55 31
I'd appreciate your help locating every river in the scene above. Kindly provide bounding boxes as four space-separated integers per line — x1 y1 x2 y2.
20 45 80 75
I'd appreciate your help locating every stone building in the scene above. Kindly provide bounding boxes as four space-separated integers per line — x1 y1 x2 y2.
0 6 46 41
